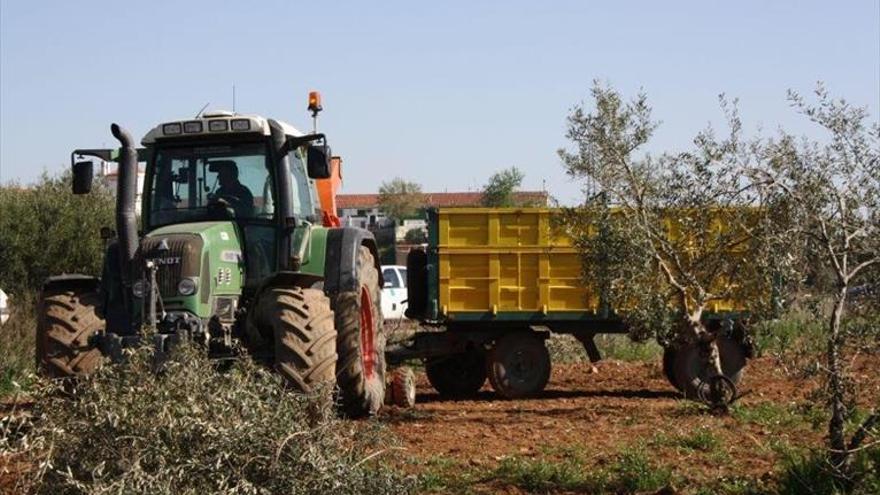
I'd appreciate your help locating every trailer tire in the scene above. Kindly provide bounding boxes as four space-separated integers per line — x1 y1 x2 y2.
390 366 416 408
673 336 747 399
662 347 681 391
36 288 104 378
332 246 386 418
264 287 338 394
487 333 551 399
425 350 487 398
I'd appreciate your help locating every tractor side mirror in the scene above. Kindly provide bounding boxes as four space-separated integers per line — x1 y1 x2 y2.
307 144 332 179
72 161 94 194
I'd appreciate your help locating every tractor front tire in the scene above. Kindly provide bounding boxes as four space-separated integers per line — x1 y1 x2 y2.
332 246 386 418
36 288 104 378
390 366 416 408
262 287 338 393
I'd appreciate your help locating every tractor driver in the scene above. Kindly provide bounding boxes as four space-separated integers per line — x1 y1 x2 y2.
210 161 255 218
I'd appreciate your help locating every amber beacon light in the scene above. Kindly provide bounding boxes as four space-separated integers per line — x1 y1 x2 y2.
308 91 323 116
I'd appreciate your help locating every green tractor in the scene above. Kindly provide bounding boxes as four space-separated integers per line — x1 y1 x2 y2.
36 99 387 417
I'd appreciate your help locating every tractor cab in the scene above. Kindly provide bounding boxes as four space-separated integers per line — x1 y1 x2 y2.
140 113 329 290
72 113 333 339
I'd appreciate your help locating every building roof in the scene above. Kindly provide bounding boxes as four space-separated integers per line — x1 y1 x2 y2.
337 191 548 209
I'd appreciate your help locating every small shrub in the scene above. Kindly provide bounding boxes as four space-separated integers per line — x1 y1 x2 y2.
607 446 674 493
654 428 721 453
777 446 880 495
677 428 720 452
545 334 588 363
595 334 663 362
0 293 37 398
403 228 427 245
545 333 664 364
2 344 414 494
491 445 677 494
492 455 603 493
732 402 821 430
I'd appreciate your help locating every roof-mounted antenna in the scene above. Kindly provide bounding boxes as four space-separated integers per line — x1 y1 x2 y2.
195 102 210 118
232 84 236 113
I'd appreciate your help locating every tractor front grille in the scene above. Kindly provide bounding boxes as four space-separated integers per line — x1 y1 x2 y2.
137 234 204 298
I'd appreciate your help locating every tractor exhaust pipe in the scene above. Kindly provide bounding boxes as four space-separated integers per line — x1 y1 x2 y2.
111 123 138 289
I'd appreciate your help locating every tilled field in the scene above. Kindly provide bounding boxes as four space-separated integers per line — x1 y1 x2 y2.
383 356 880 492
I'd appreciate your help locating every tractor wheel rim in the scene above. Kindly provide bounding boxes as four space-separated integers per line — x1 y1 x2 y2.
359 286 376 380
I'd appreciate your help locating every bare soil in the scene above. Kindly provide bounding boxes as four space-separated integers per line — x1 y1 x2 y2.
5 356 877 493
382 355 880 491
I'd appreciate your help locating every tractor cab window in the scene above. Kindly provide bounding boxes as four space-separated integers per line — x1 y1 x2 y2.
149 143 273 227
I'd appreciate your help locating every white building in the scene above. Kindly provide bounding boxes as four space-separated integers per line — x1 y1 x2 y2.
100 162 146 214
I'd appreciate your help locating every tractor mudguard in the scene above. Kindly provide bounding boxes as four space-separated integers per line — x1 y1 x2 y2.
256 271 324 292
42 274 100 294
323 228 382 296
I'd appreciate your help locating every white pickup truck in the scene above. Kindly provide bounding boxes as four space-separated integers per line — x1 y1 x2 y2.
380 265 408 321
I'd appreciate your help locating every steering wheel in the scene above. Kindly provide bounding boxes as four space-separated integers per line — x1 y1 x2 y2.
210 192 242 205
206 195 238 218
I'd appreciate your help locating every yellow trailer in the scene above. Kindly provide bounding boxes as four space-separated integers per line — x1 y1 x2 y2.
392 208 752 400
436 208 596 316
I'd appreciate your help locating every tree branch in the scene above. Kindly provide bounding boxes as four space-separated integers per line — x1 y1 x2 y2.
848 411 879 451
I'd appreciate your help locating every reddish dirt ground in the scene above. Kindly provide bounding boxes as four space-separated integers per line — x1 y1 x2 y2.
382 356 880 488
5 356 876 493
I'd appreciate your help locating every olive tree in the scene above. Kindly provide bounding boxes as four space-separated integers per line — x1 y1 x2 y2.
755 85 879 478
377 178 424 223
0 171 115 296
481 166 525 207
558 83 777 406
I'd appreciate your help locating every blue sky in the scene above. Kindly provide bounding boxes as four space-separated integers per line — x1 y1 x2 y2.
1 1 878 204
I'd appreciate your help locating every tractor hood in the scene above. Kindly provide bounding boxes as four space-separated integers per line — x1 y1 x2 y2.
139 221 244 318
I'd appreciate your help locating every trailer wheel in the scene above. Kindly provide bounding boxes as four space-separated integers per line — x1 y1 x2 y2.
36 288 104 378
263 287 337 394
425 350 487 398
673 336 747 399
332 246 386 418
390 366 416 408
487 333 551 399
662 347 681 391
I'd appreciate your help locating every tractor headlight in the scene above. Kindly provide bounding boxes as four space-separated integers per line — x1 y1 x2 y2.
132 280 146 298
177 278 198 296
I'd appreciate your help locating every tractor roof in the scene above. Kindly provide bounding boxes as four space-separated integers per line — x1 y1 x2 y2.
141 111 304 145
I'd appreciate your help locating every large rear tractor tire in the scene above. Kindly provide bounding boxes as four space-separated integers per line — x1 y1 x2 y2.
673 335 747 400
425 350 487 398
259 287 337 394
487 333 551 399
36 288 104 378
332 246 386 418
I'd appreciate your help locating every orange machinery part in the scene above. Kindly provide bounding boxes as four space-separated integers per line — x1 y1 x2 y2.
317 156 342 227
